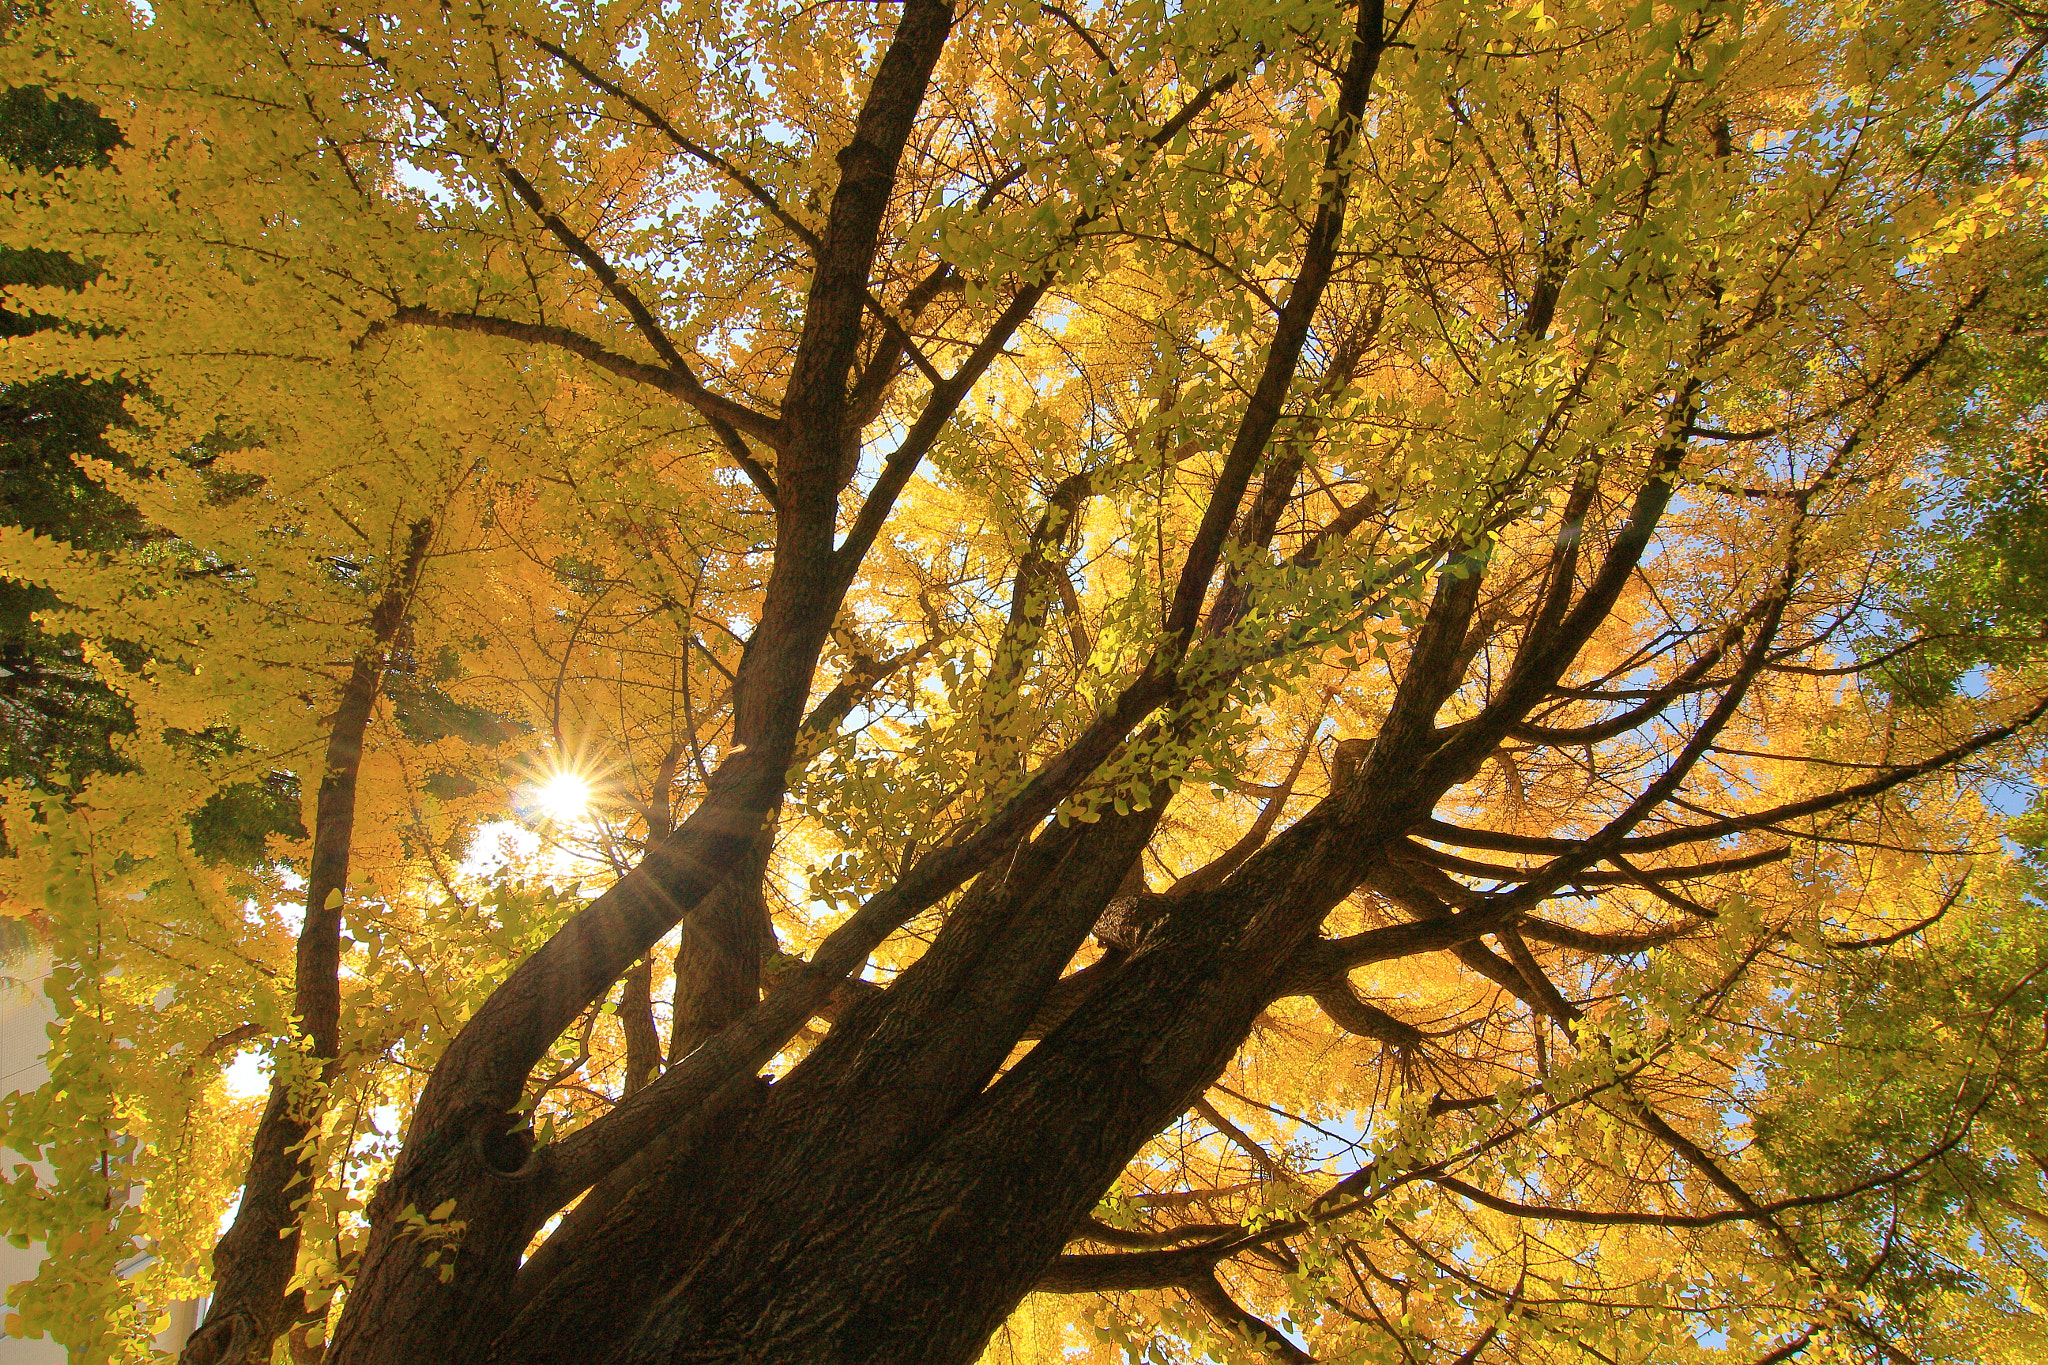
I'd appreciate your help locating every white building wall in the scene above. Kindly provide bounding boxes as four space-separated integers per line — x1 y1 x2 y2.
0 960 197 1362
0 965 64 1364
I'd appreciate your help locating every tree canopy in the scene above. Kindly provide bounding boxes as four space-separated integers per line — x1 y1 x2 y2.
1 0 2047 1362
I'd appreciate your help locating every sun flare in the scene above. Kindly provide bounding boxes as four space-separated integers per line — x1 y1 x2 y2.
536 772 592 823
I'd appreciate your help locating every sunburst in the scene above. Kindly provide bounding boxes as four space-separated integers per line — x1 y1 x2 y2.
535 771 593 823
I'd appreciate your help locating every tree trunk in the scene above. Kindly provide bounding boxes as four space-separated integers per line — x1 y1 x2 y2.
617 959 661 1097
322 3 1399 1360
668 831 773 1062
484 737 1433 1365
488 464 1464 1365
183 520 434 1365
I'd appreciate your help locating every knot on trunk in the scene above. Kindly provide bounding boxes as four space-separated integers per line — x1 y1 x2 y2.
179 1311 255 1365
470 1108 539 1180
1094 892 1165 953
1329 735 1374 788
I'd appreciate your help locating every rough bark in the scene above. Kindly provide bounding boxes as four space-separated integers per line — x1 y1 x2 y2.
668 831 773 1062
320 6 963 1361
618 960 661 1097
474 9 1396 1362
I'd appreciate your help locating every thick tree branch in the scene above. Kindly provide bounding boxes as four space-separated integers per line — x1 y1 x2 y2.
1173 718 1323 896
1497 691 2047 887
616 958 661 1098
1073 1218 1239 1249
846 261 961 430
1511 593 1773 746
1308 978 1427 1049
1187 1271 1316 1363
777 0 958 495
1515 914 1703 955
1417 386 1700 790
1404 839 1789 888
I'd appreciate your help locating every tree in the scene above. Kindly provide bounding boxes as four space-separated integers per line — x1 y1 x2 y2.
0 81 134 792
2 0 2047 1361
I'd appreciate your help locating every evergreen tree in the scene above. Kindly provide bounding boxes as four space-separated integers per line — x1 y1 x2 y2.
0 83 131 791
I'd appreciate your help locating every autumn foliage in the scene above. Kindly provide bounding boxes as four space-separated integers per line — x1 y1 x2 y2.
2 0 2047 1361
